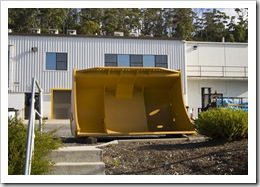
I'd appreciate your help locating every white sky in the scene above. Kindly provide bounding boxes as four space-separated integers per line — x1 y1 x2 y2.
218 8 248 23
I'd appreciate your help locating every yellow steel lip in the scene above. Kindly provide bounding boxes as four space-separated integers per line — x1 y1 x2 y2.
76 131 196 137
76 67 181 74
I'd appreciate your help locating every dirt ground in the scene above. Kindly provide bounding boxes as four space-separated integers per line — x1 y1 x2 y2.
101 137 248 175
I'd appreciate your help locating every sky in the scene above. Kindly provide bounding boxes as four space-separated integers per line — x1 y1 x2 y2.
194 8 247 24
218 8 248 23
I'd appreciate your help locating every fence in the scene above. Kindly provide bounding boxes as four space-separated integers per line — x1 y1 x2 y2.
24 77 43 175
187 65 248 77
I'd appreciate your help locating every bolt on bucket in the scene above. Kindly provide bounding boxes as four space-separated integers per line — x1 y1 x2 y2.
70 67 195 137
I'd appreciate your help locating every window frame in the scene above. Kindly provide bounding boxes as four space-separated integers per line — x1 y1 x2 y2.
46 52 68 71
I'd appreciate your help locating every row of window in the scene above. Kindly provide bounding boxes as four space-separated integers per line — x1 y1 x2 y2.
45 53 168 70
105 54 168 68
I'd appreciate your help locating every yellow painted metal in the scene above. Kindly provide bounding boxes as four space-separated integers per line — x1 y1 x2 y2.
70 67 195 137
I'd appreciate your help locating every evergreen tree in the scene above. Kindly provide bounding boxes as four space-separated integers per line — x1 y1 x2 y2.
195 9 229 42
81 20 100 35
101 9 119 36
233 8 248 42
78 8 103 35
171 8 195 40
38 8 67 33
8 8 248 43
63 8 80 34
8 8 40 33
141 8 165 37
125 8 142 34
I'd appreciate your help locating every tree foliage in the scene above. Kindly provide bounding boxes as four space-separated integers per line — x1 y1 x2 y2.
8 8 248 42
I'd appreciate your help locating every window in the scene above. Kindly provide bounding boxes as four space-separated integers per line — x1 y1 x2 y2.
143 55 155 67
105 54 167 68
105 54 117 66
118 55 130 67
46 53 68 70
155 55 168 68
130 55 143 67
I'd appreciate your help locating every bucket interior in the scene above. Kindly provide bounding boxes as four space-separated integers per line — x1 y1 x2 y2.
73 68 194 135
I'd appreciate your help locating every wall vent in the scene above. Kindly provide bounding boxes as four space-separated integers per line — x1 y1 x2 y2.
145 34 153 37
114 32 124 36
67 30 77 35
49 29 59 34
31 28 41 34
129 32 138 37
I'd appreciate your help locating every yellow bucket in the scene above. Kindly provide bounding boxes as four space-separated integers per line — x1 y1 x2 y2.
70 67 195 137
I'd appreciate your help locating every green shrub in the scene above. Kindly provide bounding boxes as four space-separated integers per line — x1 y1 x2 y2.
194 108 248 141
8 117 62 175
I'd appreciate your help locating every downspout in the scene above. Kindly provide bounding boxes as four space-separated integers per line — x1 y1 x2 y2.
8 44 14 91
182 40 188 105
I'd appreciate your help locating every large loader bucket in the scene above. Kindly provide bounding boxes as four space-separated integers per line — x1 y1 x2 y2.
70 67 195 137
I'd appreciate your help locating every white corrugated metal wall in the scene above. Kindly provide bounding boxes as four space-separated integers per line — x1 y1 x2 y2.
8 35 186 93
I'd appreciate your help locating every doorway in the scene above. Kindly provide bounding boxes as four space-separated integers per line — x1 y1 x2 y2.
52 89 71 119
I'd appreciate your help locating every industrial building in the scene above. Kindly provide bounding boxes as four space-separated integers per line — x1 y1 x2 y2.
8 30 248 120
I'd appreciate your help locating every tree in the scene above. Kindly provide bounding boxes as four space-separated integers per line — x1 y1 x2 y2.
63 8 80 34
80 8 102 23
124 8 142 34
194 9 230 42
39 8 67 33
8 8 40 33
101 9 119 36
225 16 236 42
141 8 165 37
171 8 195 40
80 20 100 35
233 8 248 42
8 8 248 43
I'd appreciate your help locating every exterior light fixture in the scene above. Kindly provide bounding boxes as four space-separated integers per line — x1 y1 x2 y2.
193 45 198 50
31 47 38 52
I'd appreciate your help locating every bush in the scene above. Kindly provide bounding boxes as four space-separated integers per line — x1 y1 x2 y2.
194 108 248 141
8 117 62 175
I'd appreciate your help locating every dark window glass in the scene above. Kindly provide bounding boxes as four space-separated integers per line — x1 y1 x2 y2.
130 55 142 63
155 55 167 68
105 54 117 66
57 61 67 70
57 53 67 62
105 54 117 63
155 55 167 64
130 55 142 67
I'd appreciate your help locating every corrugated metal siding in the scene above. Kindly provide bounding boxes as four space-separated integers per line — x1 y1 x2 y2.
8 35 186 93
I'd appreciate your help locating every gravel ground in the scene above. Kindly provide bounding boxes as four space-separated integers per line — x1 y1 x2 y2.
101 137 248 175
